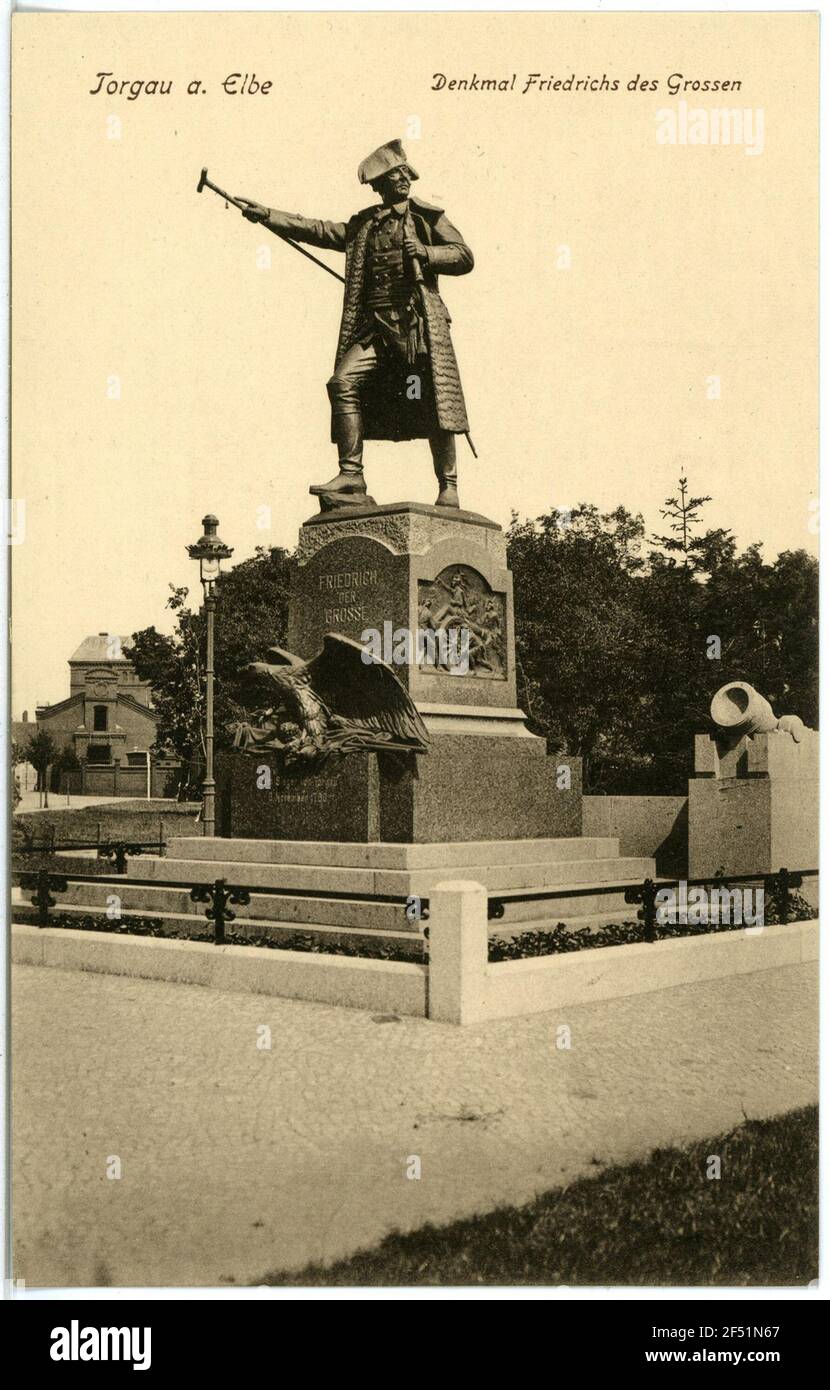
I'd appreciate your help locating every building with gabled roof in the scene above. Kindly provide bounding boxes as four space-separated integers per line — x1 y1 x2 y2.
35 632 157 767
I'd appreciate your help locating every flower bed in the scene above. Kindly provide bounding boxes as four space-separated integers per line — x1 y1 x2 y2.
488 893 814 961
32 912 420 962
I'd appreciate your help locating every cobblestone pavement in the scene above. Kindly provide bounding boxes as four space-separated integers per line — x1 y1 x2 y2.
12 959 818 1287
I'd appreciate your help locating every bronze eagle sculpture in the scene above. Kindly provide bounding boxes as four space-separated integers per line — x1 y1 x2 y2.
231 632 429 770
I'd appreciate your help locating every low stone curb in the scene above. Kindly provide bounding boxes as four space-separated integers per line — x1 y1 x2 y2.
12 907 818 1025
12 924 427 1017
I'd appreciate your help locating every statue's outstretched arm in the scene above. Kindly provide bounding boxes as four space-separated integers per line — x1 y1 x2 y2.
264 208 348 253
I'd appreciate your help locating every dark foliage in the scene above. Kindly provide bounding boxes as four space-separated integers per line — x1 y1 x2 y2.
507 489 817 793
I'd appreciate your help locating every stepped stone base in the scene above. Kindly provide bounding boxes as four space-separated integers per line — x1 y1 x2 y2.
19 836 657 957
164 835 617 869
130 835 653 897
34 822 653 934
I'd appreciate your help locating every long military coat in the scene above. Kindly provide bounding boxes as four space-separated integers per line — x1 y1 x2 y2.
265 196 473 440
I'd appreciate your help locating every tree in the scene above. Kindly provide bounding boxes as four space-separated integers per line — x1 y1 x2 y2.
508 486 818 795
10 737 32 810
10 738 28 769
52 745 82 795
696 543 818 726
126 545 293 798
507 504 665 791
652 475 712 567
25 729 59 805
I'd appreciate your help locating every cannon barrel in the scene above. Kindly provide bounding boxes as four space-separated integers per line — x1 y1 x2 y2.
710 681 778 737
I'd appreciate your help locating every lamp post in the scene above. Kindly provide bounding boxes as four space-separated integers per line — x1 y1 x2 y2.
187 514 233 836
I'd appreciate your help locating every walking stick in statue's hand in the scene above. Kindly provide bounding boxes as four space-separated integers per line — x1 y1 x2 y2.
196 167 345 285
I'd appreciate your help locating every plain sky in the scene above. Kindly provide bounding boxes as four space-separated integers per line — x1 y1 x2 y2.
11 10 818 713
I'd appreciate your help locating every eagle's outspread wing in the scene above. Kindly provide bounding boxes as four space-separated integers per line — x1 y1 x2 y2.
263 646 306 670
306 634 429 747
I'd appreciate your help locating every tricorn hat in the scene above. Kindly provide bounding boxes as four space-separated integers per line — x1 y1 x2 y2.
358 139 419 186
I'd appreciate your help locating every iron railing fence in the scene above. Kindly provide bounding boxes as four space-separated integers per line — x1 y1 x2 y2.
13 868 428 939
488 867 818 941
12 865 817 947
13 836 168 873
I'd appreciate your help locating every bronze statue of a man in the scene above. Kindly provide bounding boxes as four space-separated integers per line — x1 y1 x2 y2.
238 140 474 510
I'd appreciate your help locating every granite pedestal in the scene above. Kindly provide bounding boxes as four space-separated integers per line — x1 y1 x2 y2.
217 500 581 844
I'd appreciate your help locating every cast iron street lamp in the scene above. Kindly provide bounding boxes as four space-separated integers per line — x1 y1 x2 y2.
187 514 233 836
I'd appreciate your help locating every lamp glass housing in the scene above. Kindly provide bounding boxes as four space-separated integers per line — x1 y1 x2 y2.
200 556 221 586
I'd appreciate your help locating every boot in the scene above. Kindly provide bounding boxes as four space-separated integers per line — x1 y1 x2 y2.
309 468 367 499
430 432 460 508
310 413 373 507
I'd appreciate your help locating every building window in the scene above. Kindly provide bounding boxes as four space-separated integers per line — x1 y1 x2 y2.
93 705 108 731
86 745 111 765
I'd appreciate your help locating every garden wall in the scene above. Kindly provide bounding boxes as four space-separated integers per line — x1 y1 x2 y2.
582 795 688 875
67 759 182 799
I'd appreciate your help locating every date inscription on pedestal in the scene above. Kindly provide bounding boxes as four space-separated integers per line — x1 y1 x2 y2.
269 785 332 806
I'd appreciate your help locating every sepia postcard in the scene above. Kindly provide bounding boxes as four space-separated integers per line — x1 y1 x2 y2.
5 6 821 1314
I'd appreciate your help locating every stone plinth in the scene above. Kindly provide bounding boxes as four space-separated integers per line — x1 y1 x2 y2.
220 500 583 844
217 745 582 844
688 727 818 879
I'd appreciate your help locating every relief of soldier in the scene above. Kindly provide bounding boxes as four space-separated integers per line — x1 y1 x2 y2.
418 568 506 677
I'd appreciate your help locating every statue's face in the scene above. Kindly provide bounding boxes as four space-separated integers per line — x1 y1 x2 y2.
377 166 411 203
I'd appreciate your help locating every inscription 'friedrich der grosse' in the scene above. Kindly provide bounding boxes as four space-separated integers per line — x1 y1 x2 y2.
319 568 379 626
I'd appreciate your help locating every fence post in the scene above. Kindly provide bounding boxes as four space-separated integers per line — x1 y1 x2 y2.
190 878 251 945
641 878 658 942
427 880 488 1025
29 870 67 927
767 866 798 924
624 877 660 942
